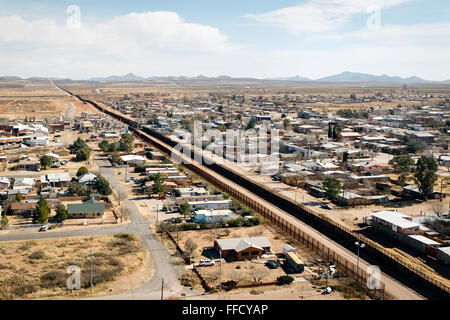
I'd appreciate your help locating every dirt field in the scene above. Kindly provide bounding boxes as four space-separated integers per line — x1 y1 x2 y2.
0 234 150 300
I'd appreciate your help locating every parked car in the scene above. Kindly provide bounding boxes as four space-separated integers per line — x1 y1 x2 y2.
39 225 49 232
321 203 333 210
266 260 281 269
51 164 60 168
198 260 215 267
60 160 67 165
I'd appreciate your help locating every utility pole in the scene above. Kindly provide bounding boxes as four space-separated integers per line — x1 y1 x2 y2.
156 204 159 222
90 247 93 293
160 277 164 300
219 249 223 291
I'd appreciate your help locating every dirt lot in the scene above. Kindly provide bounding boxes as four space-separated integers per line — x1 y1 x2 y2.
0 234 150 300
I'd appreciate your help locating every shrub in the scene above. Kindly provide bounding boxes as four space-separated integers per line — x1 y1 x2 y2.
277 276 294 286
181 223 199 231
29 250 45 260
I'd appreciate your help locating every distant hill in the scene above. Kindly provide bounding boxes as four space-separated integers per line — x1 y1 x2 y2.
0 76 23 81
317 71 429 83
265 75 312 82
89 73 145 82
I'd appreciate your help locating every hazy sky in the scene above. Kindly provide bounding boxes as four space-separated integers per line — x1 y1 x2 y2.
1 0 449 80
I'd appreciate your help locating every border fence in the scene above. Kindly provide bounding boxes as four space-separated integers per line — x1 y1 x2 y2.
58 84 450 300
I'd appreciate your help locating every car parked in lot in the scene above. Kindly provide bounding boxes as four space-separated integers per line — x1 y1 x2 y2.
39 225 49 232
266 260 281 269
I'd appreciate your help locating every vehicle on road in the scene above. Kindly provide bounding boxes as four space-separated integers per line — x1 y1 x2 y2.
39 225 49 232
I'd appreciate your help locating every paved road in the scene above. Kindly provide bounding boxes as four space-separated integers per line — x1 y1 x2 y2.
65 102 74 122
0 151 182 300
87 152 182 299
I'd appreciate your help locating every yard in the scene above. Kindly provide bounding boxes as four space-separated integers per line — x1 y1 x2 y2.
0 234 149 299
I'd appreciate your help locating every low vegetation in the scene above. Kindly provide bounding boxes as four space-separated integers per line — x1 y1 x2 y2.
0 234 145 300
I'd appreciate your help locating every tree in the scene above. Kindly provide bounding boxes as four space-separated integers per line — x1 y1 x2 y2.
184 239 198 256
33 197 50 224
68 182 88 196
343 151 349 164
246 118 256 130
95 175 112 195
119 134 135 153
283 118 291 130
350 93 357 100
323 178 341 201
99 140 110 153
1 214 9 230
40 155 54 170
250 265 269 284
76 166 89 177
281 113 287 118
180 203 190 220
76 147 91 162
55 204 68 223
15 192 23 203
430 201 446 217
414 156 438 199
328 123 333 138
152 173 165 196
389 155 415 186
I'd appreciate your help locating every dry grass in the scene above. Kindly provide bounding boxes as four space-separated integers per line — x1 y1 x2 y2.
0 234 146 300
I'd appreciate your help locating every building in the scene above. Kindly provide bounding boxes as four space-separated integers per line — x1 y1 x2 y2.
192 209 233 223
67 198 105 219
174 187 208 197
214 236 272 261
78 172 97 186
149 151 165 161
120 155 146 166
370 210 420 235
17 159 41 171
13 177 35 191
40 173 71 187
0 177 10 190
10 202 36 216
188 199 232 211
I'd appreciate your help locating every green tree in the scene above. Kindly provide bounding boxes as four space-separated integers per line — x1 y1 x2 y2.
350 93 357 100
76 147 91 162
99 140 110 153
15 192 23 203
119 133 135 153
95 175 112 195
328 123 333 138
76 166 89 177
152 173 165 196
55 204 68 223
40 155 54 169
70 138 88 152
389 155 415 186
323 178 341 201
343 151 349 164
283 118 291 130
281 113 287 118
414 156 438 199
33 197 50 224
68 182 88 196
1 214 9 229
180 203 191 219
246 118 256 130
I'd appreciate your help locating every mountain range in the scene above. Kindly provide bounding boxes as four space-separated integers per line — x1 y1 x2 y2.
88 71 447 84
1 72 449 84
